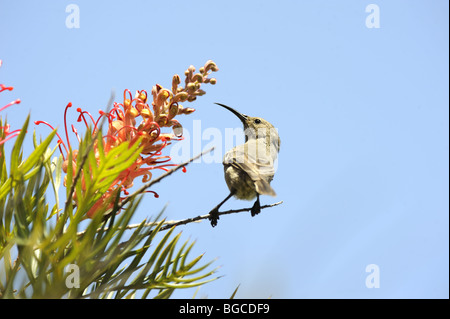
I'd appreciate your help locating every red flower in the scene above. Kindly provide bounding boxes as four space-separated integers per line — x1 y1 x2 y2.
0 60 22 155
35 61 219 218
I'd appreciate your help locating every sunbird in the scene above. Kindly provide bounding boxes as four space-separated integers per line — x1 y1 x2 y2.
208 103 280 227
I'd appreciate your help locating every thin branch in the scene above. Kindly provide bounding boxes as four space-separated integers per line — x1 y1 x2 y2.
78 200 283 236
158 200 284 232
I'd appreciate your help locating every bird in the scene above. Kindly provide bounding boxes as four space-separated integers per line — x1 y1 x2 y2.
208 103 280 227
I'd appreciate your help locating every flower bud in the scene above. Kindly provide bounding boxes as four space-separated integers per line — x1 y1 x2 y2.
204 60 219 72
172 74 181 93
172 74 181 86
173 91 188 102
159 133 173 141
186 83 196 93
109 120 124 134
150 129 159 140
142 173 152 183
137 90 147 102
157 114 168 126
157 89 170 104
140 108 153 121
192 73 203 83
182 107 195 115
134 101 145 112
126 107 139 118
168 102 179 120
195 89 206 96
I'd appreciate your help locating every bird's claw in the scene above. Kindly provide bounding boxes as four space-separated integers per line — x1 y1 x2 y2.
208 208 219 227
251 200 261 217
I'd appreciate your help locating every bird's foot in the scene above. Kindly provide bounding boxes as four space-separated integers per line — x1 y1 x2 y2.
208 207 220 227
251 200 261 217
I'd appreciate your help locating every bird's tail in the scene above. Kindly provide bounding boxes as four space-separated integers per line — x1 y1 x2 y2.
255 180 276 197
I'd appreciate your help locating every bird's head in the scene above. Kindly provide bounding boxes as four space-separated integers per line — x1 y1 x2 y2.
215 103 280 152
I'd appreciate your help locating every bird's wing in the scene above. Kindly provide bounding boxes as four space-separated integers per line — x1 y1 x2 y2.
224 141 276 196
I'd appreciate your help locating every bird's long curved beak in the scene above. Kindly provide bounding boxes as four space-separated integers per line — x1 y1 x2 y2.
215 103 248 125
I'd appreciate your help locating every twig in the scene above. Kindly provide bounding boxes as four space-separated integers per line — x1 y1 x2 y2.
77 200 283 236
158 200 284 231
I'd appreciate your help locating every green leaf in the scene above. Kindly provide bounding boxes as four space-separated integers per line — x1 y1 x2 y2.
139 226 176 283
95 141 142 189
155 232 181 279
10 115 30 175
18 128 56 174
230 284 240 299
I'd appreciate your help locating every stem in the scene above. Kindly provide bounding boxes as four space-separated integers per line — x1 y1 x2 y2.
77 201 284 236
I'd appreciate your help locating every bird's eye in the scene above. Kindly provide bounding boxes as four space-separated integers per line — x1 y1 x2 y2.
254 119 261 124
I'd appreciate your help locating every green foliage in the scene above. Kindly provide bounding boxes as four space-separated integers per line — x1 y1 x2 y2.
0 117 218 298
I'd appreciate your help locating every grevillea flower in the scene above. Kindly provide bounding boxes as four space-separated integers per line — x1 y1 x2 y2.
35 60 218 218
0 60 22 156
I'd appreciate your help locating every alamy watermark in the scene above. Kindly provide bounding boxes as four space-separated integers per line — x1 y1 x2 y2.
168 120 280 172
65 4 80 29
365 264 380 288
65 264 80 289
365 4 380 29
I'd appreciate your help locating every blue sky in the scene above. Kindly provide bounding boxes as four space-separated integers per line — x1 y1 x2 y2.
1 1 448 298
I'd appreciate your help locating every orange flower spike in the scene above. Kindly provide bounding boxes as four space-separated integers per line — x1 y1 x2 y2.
36 60 219 219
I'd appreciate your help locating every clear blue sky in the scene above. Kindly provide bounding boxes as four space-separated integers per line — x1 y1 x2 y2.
1 1 448 298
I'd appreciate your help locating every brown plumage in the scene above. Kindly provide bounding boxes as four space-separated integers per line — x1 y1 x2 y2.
208 103 280 227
